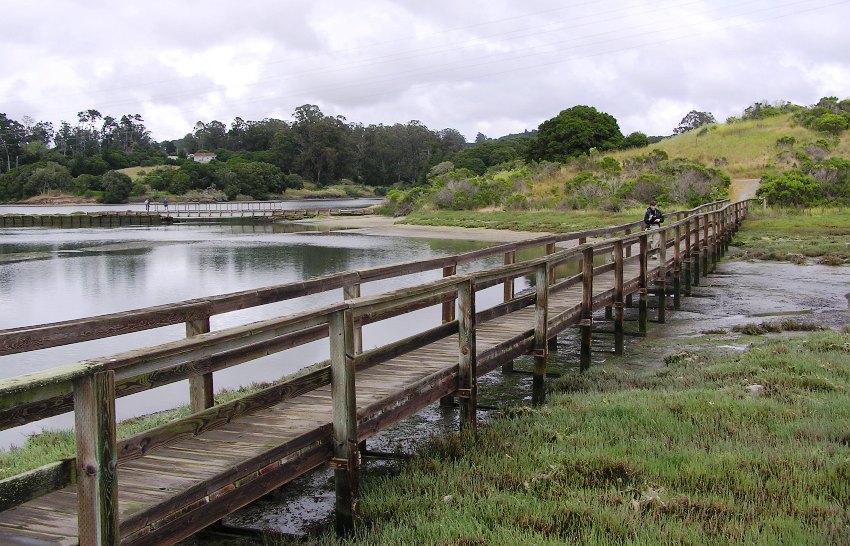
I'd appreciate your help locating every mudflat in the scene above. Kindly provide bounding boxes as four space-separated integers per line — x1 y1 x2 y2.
295 215 550 242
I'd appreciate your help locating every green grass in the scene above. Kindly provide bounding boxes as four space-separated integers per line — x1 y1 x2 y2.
732 207 850 263
314 332 850 545
115 165 176 181
401 208 645 233
607 114 850 179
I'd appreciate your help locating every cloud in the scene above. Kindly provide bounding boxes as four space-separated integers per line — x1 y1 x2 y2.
1 0 848 142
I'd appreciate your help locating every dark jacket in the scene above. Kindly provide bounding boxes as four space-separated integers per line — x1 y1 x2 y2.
644 207 664 227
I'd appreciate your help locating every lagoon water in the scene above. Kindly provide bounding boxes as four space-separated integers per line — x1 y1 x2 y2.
0 219 519 449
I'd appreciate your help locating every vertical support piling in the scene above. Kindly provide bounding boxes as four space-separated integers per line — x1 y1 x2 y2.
684 218 692 295
702 212 710 277
657 229 667 323
624 228 633 308
330 308 359 536
639 234 648 334
440 264 458 405
692 214 701 286
187 317 214 413
532 263 549 405
343 283 363 354
580 246 593 372
502 252 516 373
74 370 119 546
457 279 478 430
673 224 682 310
613 240 624 355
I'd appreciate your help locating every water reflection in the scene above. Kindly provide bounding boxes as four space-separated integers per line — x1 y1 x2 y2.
0 223 495 448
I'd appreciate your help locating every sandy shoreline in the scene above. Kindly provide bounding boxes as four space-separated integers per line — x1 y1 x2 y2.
294 215 551 242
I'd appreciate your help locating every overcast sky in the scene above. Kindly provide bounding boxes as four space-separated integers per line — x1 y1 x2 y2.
2 0 849 143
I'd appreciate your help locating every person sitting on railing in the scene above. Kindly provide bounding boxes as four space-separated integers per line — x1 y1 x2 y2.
643 200 664 258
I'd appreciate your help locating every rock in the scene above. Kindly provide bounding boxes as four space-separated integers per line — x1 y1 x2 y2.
745 384 764 395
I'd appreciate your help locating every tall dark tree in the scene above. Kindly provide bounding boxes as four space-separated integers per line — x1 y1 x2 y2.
674 110 716 134
0 113 26 172
530 105 624 161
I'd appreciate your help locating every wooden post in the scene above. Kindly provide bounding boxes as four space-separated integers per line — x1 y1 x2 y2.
683 218 692 295
613 240 624 355
532 263 549 405
580 247 593 372
657 228 667 323
187 317 214 413
673 224 682 310
502 252 516 373
639 234 648 334
692 215 701 286
702 212 710 276
441 265 457 323
330 308 359 536
440 265 457 404
545 241 556 285
343 284 363 354
457 279 478 430
503 251 515 301
74 370 118 546
576 237 586 276
624 228 633 308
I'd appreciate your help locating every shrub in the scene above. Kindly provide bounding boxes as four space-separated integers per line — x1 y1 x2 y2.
756 171 823 206
100 171 133 203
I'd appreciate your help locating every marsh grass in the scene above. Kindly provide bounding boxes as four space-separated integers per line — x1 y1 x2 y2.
731 320 824 336
732 208 850 263
312 332 850 545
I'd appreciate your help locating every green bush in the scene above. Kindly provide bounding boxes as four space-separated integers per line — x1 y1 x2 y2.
100 171 133 203
756 171 823 206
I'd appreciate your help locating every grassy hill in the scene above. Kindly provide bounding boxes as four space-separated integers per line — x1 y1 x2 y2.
516 113 850 203
115 165 176 181
621 114 850 178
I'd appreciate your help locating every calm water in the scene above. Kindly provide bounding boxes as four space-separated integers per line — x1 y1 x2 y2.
0 222 522 448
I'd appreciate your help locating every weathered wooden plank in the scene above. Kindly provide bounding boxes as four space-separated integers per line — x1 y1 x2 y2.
0 458 76 511
121 441 332 546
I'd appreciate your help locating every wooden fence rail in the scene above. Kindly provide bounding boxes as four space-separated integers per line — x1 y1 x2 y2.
0 199 749 544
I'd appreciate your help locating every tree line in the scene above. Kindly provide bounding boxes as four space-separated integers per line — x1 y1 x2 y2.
1 98 847 204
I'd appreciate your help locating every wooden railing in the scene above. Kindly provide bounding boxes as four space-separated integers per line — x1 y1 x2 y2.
0 199 749 542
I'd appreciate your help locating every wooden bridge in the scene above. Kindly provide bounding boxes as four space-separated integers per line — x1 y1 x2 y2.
0 206 369 228
0 200 748 544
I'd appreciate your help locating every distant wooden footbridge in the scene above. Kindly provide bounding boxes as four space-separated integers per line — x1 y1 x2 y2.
0 203 369 227
0 199 747 544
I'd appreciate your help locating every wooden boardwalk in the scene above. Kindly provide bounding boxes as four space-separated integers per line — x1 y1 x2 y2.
0 200 747 544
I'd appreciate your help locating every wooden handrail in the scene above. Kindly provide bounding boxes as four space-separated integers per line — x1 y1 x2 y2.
0 201 728 357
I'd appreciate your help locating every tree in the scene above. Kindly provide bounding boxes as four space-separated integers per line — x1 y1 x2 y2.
674 110 716 134
0 113 26 172
101 170 133 203
529 105 624 161
622 131 650 149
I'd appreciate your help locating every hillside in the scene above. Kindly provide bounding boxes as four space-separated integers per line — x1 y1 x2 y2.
631 114 849 178
519 113 850 203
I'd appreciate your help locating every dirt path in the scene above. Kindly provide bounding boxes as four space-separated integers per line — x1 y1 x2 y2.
730 178 760 202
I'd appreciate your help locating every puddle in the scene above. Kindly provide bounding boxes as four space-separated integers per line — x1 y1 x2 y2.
184 260 850 543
